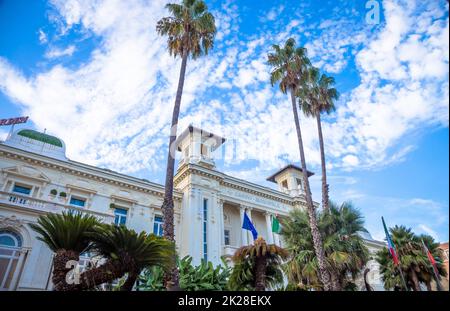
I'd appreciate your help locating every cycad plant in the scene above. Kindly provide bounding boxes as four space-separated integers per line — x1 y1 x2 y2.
156 0 216 288
229 237 288 291
30 212 175 291
29 211 99 291
82 225 175 291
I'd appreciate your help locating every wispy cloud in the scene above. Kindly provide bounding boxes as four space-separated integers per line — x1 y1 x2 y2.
45 45 76 58
0 0 448 180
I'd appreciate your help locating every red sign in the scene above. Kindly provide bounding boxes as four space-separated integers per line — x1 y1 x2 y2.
0 116 29 126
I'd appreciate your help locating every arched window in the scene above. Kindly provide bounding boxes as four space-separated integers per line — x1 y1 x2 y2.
0 230 23 290
0 230 22 248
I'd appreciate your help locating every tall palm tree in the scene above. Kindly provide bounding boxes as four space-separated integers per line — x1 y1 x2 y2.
230 237 288 291
268 37 332 290
299 67 339 213
281 201 369 290
156 0 216 288
29 211 99 291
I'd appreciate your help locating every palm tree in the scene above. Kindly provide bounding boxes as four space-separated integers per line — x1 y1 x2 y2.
230 237 288 291
81 225 175 291
268 37 332 290
299 67 339 213
416 234 447 291
29 211 99 291
156 0 216 288
376 226 447 291
281 201 369 290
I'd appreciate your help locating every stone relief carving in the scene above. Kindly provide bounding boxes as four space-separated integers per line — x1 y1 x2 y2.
0 215 25 229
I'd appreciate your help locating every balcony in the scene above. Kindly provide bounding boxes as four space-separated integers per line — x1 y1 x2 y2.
0 190 114 223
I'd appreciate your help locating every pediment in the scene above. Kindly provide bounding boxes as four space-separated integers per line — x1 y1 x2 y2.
2 165 51 183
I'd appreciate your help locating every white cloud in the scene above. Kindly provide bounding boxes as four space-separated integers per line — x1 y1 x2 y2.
0 0 448 182
417 224 439 241
38 29 48 44
45 45 76 58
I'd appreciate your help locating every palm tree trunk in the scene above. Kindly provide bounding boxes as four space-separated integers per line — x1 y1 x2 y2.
330 268 341 291
290 90 332 291
255 256 267 291
78 259 127 290
52 249 79 291
121 270 140 291
316 113 329 213
161 50 188 289
410 269 421 291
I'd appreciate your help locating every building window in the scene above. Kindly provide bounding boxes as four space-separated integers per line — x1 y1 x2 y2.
224 229 230 246
296 178 303 188
203 199 208 261
12 184 32 196
281 180 288 189
0 230 22 248
0 230 23 290
201 144 208 157
153 216 163 236
69 196 86 207
114 208 128 226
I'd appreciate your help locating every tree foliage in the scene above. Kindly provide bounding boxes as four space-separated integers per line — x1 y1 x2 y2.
281 201 370 290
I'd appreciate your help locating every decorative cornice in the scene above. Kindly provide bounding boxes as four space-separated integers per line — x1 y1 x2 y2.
0 146 183 202
175 163 304 207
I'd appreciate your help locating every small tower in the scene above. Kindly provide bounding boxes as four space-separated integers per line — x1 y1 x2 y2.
174 125 225 169
266 164 314 197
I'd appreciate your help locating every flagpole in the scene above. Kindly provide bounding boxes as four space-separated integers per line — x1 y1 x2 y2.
382 216 408 291
397 266 408 291
421 239 443 291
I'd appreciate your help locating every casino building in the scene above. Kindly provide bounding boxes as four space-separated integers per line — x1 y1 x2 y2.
0 126 386 291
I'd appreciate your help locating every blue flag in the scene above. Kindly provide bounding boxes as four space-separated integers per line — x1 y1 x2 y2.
242 212 258 240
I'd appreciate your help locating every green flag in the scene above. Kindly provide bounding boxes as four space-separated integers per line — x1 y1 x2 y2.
272 216 281 233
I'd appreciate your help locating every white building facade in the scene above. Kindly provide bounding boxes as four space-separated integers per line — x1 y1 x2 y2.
0 126 385 291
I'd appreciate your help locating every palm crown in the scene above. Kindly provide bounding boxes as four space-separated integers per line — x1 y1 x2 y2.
300 67 339 117
156 0 216 59
89 224 175 272
29 211 99 254
268 38 310 94
281 201 369 290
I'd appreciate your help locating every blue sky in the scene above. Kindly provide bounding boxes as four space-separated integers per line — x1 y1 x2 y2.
0 0 448 242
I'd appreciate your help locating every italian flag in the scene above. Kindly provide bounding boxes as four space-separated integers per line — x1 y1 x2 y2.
421 239 439 275
382 216 400 266
272 215 281 234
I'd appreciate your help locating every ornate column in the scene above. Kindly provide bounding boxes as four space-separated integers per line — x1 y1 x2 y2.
218 199 225 246
264 212 274 244
246 207 254 244
239 205 248 246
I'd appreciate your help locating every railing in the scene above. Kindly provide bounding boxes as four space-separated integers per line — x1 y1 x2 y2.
0 191 114 223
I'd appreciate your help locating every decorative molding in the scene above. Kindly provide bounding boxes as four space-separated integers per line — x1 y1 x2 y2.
0 215 25 230
0 147 183 202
